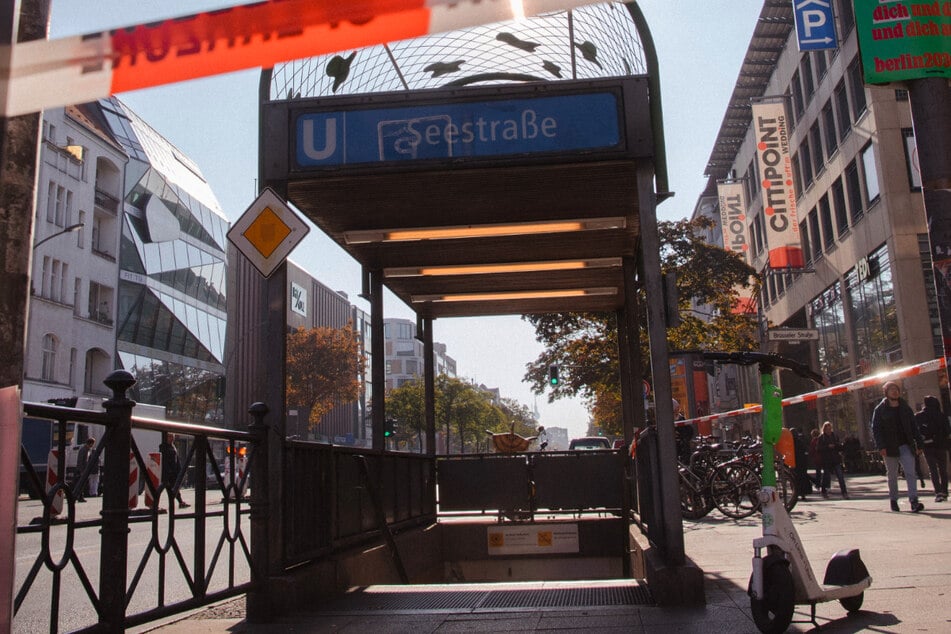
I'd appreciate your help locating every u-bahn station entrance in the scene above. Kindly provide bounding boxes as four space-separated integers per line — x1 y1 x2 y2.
233 3 698 618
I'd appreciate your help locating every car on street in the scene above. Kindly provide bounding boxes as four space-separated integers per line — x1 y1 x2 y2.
568 436 612 450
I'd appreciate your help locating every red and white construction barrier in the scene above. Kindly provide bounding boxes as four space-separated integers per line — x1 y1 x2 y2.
144 452 162 509
45 449 64 515
680 356 948 429
129 451 139 509
2 0 601 117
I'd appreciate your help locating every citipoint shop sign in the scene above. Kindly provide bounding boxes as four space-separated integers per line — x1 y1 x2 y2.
294 91 623 168
856 0 951 83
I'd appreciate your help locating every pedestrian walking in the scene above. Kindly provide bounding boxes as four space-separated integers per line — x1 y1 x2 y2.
673 399 695 463
816 422 849 499
75 437 95 502
870 381 925 512
791 428 812 500
160 432 190 509
915 395 950 502
809 428 823 492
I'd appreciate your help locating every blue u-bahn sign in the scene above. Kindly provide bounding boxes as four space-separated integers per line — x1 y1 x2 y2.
294 91 622 168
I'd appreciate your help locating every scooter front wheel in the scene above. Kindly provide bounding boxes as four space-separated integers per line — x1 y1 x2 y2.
839 592 863 612
750 562 795 634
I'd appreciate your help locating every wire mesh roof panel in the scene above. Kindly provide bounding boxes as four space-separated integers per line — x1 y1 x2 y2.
269 3 647 100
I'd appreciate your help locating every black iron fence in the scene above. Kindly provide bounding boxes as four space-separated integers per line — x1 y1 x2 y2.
437 449 631 520
15 370 257 632
281 442 436 566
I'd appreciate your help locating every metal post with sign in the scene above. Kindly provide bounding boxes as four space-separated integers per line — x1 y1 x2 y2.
229 187 309 622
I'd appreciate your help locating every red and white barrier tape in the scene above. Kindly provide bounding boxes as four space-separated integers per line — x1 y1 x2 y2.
1 0 601 117
679 356 948 428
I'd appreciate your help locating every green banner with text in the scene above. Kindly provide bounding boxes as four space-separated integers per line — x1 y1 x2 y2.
855 0 951 83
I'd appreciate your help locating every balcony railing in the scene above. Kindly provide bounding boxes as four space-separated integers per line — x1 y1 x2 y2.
94 187 120 214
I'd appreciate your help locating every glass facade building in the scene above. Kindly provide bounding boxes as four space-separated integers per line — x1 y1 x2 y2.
99 98 229 423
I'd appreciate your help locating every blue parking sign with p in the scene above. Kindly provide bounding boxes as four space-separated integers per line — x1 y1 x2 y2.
794 0 838 51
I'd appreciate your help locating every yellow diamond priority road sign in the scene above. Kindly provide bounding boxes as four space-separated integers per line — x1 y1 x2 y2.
228 188 310 278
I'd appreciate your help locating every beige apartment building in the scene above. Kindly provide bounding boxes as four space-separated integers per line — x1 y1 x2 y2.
696 0 944 445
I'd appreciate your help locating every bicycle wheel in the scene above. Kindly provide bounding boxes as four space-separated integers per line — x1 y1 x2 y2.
680 469 713 519
776 464 798 512
711 462 760 519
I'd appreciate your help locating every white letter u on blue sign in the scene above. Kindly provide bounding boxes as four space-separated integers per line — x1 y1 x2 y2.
300 117 338 162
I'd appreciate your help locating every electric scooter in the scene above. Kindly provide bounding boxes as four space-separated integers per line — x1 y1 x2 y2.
703 352 872 633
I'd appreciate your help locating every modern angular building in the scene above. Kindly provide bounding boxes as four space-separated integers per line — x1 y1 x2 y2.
695 0 942 444
25 98 230 429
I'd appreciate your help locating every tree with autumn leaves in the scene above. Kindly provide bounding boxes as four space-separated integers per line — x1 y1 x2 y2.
524 216 760 436
286 324 364 427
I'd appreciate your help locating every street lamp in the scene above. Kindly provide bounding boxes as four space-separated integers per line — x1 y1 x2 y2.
33 222 84 249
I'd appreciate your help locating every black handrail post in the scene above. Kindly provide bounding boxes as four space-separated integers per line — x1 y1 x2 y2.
99 370 136 630
246 402 270 622
192 433 209 598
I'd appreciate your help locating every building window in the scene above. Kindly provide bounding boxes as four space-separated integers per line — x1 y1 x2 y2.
810 122 825 174
860 143 881 204
834 81 851 142
847 244 899 372
836 0 855 36
792 152 803 198
77 211 85 248
41 334 57 382
69 347 77 387
832 178 849 236
88 281 113 324
799 137 814 189
822 101 838 157
800 55 815 102
848 60 867 120
73 277 82 315
808 208 823 258
45 259 67 303
819 194 835 249
791 70 804 120
845 160 864 222
811 283 849 380
814 50 828 80
800 219 813 264
902 128 922 190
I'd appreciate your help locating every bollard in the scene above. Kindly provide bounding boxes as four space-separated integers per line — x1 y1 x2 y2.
144 452 161 508
45 450 64 515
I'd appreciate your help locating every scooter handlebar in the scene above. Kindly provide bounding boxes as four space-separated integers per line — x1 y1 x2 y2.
702 351 825 386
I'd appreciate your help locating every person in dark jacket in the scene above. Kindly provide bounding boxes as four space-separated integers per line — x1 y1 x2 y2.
791 428 812 500
915 395 949 502
870 381 925 512
816 421 849 499
160 433 189 509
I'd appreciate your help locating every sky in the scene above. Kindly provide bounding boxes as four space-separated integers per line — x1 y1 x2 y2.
48 1 764 439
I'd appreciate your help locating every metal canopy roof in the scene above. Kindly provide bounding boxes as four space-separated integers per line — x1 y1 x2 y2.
262 3 664 319
704 0 794 182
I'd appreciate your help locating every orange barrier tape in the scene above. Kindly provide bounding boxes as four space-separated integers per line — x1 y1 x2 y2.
678 356 948 428
3 0 601 117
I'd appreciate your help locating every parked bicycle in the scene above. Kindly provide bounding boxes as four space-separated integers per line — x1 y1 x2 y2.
679 442 761 520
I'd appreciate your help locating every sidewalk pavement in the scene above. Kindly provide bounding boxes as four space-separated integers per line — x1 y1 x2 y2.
145 474 951 632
